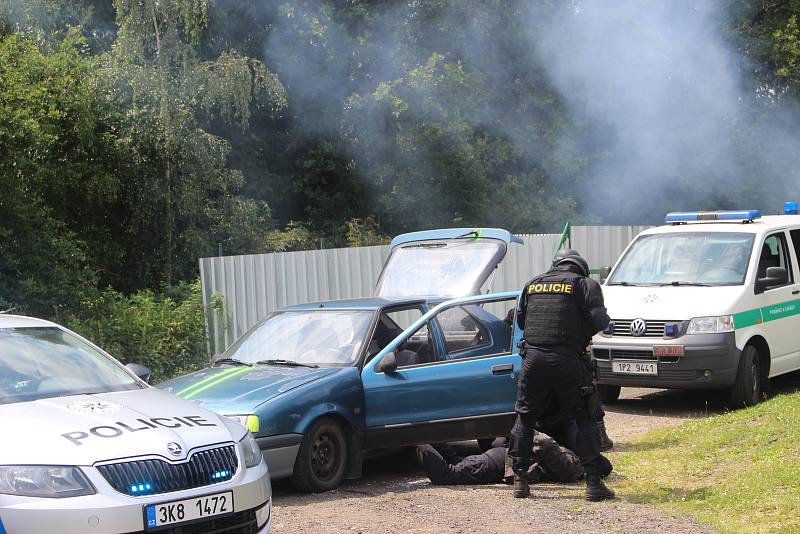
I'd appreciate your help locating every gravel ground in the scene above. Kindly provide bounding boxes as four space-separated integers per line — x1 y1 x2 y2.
269 387 734 534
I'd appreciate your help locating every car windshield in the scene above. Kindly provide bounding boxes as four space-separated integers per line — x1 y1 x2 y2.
0 327 142 405
608 232 755 286
375 238 506 298
225 310 374 366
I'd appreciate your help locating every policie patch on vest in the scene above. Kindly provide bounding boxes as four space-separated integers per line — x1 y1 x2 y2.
527 282 574 294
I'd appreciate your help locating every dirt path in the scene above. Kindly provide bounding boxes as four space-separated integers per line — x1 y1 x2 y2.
270 387 730 533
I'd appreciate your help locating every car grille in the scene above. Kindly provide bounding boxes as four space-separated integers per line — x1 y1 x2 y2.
609 319 677 337
593 348 680 364
124 509 259 534
97 444 238 497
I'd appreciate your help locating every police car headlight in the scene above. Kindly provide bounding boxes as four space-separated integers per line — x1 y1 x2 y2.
687 315 734 334
240 432 263 468
0 466 95 498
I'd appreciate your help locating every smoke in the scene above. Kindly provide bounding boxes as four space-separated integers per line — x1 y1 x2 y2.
262 0 800 226
526 1 800 222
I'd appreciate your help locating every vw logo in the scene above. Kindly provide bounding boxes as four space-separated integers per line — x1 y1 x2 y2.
630 318 647 336
166 442 183 456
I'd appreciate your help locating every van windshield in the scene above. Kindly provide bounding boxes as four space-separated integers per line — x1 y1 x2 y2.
608 232 755 286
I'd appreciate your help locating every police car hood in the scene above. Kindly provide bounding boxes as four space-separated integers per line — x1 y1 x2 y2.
0 388 240 466
602 284 744 320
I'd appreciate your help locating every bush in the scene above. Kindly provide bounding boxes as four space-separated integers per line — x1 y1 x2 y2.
66 281 209 384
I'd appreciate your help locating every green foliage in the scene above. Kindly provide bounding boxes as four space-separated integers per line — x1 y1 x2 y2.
773 15 800 91
65 281 208 383
615 392 800 533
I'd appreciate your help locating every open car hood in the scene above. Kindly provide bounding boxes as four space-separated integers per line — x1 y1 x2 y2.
374 228 522 298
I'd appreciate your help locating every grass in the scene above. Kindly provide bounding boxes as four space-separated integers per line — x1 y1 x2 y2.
612 392 800 533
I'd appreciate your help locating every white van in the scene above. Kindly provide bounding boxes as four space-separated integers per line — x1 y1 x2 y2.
592 209 800 406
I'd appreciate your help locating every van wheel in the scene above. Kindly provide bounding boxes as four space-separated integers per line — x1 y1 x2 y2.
292 417 348 492
728 345 761 408
597 384 621 403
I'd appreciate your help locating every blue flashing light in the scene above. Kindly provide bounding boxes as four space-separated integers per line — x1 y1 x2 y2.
130 482 154 495
664 324 678 336
602 323 615 335
212 470 231 480
785 201 798 215
665 210 761 224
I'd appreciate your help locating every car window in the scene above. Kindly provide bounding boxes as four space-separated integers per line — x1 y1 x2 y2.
758 233 793 286
0 327 142 405
366 308 424 362
608 232 755 286
395 321 439 368
437 305 491 355
789 229 800 279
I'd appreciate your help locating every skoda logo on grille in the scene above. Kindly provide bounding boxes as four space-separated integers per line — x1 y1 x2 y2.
630 318 647 336
166 442 183 456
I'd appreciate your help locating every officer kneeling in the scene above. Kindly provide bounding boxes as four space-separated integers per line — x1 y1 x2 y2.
508 249 615 501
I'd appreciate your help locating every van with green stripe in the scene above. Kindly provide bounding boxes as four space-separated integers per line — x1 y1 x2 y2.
592 209 800 407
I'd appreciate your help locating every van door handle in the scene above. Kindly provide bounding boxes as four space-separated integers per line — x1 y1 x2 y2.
491 364 514 375
793 290 800 295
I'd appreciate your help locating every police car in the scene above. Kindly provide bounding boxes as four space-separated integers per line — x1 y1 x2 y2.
593 207 800 407
0 315 272 534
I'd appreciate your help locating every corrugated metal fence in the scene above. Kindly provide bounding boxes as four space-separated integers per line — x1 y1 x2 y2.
200 225 648 354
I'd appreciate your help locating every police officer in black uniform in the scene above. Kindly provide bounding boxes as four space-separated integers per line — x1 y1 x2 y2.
508 249 615 501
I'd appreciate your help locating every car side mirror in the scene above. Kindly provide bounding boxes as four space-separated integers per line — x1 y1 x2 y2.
126 363 151 383
375 350 398 374
598 266 611 284
755 266 788 294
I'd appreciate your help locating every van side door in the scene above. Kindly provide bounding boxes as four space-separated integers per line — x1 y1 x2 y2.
754 231 799 375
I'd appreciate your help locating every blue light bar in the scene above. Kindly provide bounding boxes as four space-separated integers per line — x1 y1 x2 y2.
665 210 761 223
785 201 798 215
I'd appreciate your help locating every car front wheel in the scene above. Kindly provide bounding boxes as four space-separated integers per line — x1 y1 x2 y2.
728 345 761 408
292 417 348 492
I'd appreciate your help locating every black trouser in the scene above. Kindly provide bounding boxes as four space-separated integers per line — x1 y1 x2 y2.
508 347 604 478
417 443 506 485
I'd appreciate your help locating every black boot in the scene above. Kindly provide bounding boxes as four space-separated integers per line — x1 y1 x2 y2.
513 474 530 498
585 474 616 501
597 420 614 451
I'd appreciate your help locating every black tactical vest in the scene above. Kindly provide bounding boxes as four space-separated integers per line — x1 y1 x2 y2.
523 269 583 348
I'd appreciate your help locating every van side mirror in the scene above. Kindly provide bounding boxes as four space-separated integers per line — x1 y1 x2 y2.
126 363 152 383
375 351 398 374
755 266 788 294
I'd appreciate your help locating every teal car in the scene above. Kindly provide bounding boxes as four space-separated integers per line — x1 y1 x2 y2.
159 229 525 492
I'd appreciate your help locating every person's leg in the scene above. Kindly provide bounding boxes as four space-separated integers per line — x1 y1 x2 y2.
508 350 551 497
595 399 614 451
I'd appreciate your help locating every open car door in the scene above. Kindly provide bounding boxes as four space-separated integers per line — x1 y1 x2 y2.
361 291 521 449
374 228 523 299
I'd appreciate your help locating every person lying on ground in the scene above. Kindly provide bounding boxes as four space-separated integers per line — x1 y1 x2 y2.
417 433 611 486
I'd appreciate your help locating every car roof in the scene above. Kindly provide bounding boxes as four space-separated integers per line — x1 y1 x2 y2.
644 215 800 237
278 296 431 312
0 314 59 328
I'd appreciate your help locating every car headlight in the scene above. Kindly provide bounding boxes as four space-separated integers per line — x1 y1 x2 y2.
224 414 260 433
0 466 95 498
240 432 263 468
687 315 734 334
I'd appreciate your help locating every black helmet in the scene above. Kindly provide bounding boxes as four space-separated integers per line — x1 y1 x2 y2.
553 248 589 276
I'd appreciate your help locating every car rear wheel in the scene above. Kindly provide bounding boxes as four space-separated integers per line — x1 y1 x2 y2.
728 345 761 408
292 417 348 492
597 384 621 404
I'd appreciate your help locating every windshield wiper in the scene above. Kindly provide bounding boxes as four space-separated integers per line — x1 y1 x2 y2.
658 281 711 287
607 281 640 286
212 357 252 367
256 359 319 369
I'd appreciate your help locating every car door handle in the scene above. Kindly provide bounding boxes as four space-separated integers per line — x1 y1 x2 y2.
491 364 514 375
793 290 799 295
